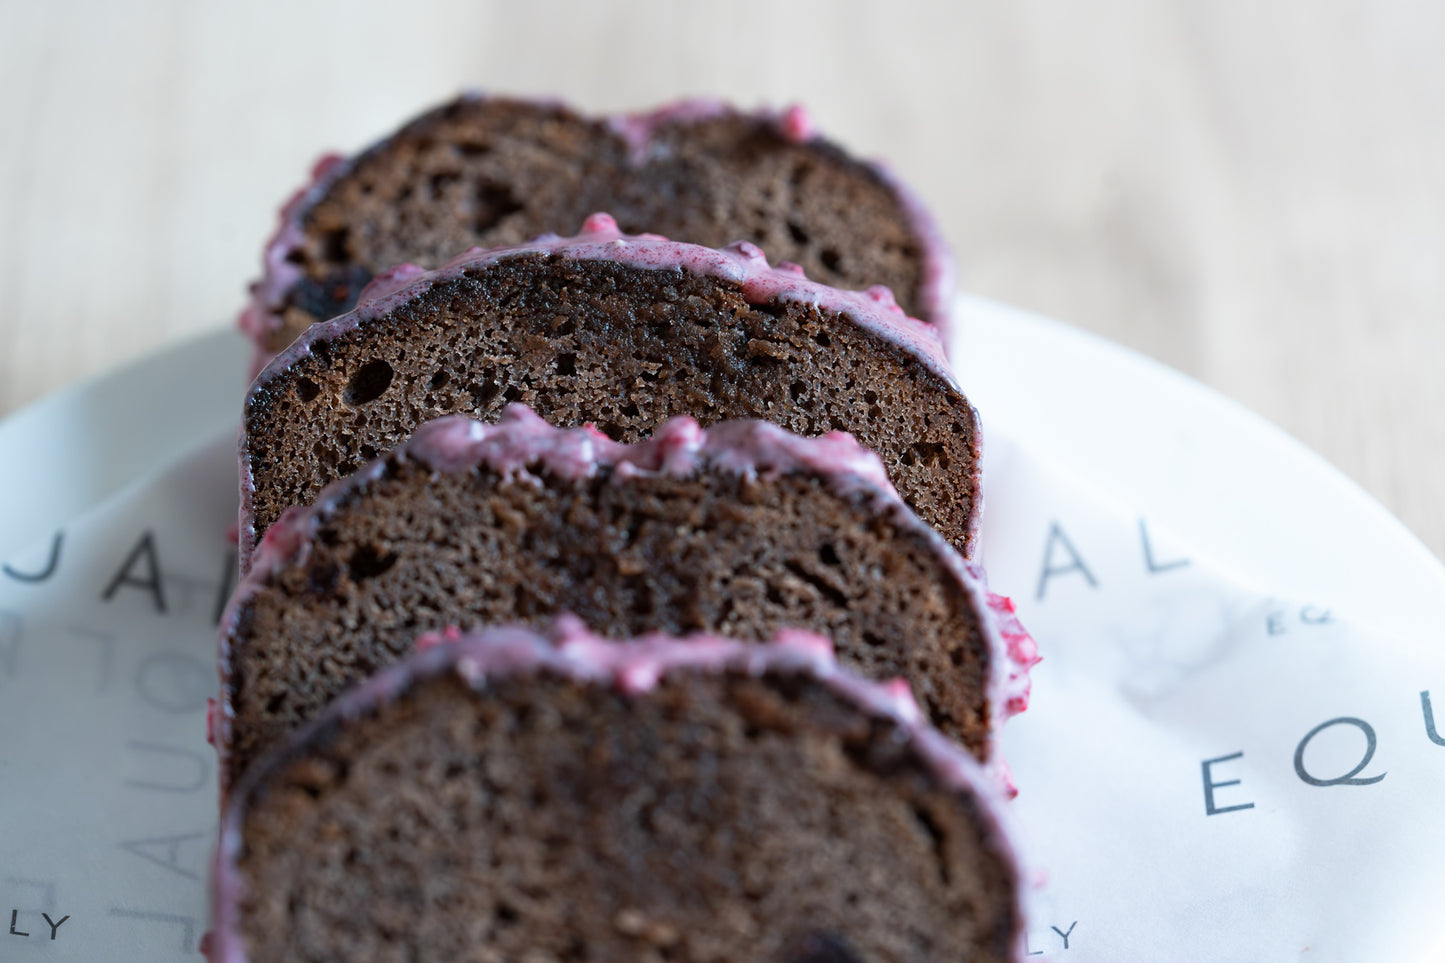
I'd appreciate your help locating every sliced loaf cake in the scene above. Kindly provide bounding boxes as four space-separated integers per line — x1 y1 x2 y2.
240 95 952 359
211 625 1024 962
219 407 1036 789
240 217 979 566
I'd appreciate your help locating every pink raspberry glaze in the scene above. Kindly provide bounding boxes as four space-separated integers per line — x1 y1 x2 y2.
236 152 346 347
258 211 957 391
365 403 899 498
237 212 980 564
608 99 952 334
208 622 1026 963
982 589 1043 716
237 93 956 370
222 405 1034 796
352 262 429 303
606 97 818 164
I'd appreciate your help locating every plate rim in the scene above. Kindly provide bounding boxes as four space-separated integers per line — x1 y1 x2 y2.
951 292 1445 641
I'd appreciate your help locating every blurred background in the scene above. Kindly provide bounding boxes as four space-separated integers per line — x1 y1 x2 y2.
2 0 1442 556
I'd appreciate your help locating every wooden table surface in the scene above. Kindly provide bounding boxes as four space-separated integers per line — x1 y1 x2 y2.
3 1 1442 560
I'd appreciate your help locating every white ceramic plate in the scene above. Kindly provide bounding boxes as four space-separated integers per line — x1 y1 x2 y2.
948 294 1445 642
3 297 1442 961
0 327 252 566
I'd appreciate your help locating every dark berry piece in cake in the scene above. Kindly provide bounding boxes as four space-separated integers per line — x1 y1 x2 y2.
239 218 980 565
220 407 1037 789
210 626 1025 963
240 95 953 359
782 931 868 963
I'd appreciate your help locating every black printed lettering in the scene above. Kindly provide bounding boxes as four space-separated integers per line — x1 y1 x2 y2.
9 910 28 937
1036 523 1098 601
1052 921 1078 949
1139 519 1189 573
2 531 63 583
118 831 207 880
102 531 167 613
1201 752 1255 815
41 914 68 940
1421 691 1445 747
1294 717 1386 787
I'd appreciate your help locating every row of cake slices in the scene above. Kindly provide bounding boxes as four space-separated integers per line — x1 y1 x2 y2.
209 95 1039 962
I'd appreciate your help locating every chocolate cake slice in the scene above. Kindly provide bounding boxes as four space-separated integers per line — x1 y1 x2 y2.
240 94 952 360
219 407 1037 789
210 625 1025 963
239 217 980 566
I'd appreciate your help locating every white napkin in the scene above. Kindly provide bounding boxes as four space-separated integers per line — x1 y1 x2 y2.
0 435 234 960
984 433 1445 962
1 427 1440 961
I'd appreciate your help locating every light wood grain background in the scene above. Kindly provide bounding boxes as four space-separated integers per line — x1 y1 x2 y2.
2 1 1442 559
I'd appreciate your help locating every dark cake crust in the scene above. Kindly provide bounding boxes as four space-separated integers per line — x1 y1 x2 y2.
239 94 953 359
239 218 981 565
220 408 1037 792
210 627 1025 963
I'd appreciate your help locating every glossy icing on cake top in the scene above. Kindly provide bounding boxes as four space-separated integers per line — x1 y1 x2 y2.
237 93 956 363
393 403 901 498
208 622 1025 963
606 97 818 163
237 213 978 564
236 152 345 346
252 211 960 396
223 407 1033 788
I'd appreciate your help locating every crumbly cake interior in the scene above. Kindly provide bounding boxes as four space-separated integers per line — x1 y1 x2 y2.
236 671 1019 963
272 99 928 349
228 469 991 782
245 257 977 555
